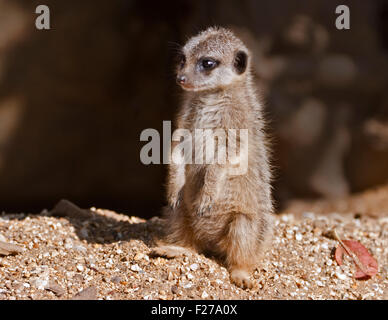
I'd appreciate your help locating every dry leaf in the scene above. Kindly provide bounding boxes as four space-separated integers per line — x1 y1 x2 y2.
335 239 378 280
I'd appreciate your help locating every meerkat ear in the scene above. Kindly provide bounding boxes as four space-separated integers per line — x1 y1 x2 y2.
233 50 248 74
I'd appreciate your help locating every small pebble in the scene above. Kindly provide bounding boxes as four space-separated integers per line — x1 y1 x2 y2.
134 253 144 261
316 281 324 287
130 264 142 272
335 272 347 280
190 263 199 271
171 285 179 295
186 273 194 280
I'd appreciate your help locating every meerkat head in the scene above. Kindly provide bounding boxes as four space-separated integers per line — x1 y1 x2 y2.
176 27 250 92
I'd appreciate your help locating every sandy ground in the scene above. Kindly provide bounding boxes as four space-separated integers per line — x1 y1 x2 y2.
285 184 388 218
0 193 387 300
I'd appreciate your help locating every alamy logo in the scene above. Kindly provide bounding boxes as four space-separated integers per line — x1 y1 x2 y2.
140 121 249 175
35 5 50 30
335 5 350 30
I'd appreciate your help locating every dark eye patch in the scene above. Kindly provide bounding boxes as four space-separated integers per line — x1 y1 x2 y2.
198 57 219 71
176 52 186 69
234 51 248 74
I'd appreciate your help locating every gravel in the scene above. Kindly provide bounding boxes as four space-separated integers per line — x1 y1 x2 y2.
0 201 387 300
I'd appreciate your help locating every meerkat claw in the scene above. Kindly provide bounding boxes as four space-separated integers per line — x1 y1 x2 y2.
170 191 183 210
197 204 212 216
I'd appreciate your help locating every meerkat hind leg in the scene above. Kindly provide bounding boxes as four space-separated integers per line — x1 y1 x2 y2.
223 214 260 289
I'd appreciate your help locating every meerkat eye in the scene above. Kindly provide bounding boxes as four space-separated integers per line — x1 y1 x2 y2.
199 58 219 71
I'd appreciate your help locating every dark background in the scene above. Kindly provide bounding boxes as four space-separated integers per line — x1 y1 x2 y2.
0 0 387 218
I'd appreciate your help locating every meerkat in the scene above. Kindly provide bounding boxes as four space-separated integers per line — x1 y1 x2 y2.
151 27 274 289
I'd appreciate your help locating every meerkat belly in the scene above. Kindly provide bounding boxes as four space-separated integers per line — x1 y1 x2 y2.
191 106 224 129
213 173 260 214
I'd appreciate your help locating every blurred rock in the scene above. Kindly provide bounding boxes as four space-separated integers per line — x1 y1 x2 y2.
282 15 329 54
310 125 350 198
0 1 28 51
279 98 326 147
0 96 23 170
364 119 388 150
317 54 357 87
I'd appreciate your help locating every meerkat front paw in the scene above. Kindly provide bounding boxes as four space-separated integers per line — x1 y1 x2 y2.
230 269 254 289
150 245 190 259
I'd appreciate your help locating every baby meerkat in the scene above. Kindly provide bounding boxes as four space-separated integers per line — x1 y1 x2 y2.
152 27 274 289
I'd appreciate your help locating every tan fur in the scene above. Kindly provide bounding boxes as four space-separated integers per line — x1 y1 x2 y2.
152 27 274 289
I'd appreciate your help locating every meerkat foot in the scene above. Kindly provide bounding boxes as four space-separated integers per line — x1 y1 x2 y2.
230 269 254 289
150 245 191 259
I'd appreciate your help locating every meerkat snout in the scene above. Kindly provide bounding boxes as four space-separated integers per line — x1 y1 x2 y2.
176 74 187 85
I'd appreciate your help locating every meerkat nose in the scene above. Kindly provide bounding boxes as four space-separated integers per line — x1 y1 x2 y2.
176 75 187 85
